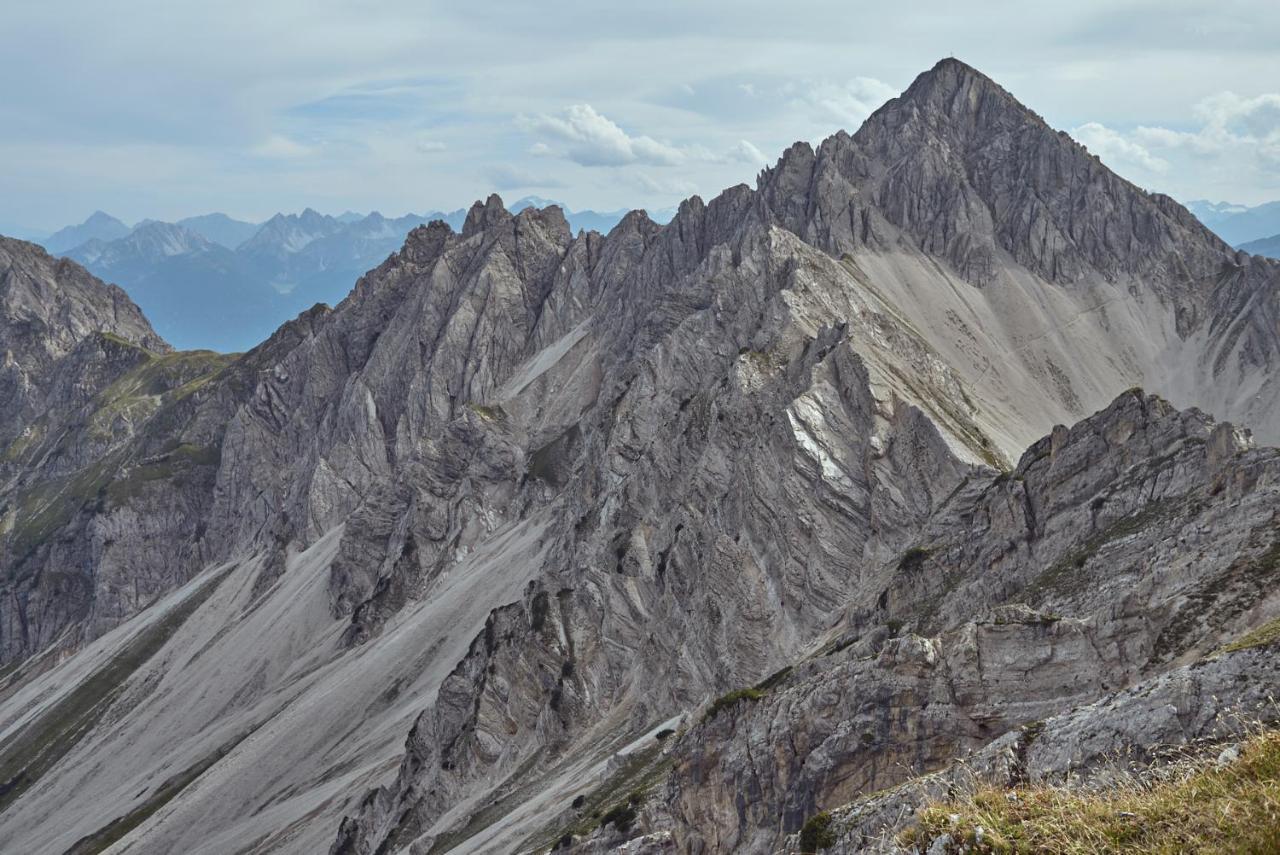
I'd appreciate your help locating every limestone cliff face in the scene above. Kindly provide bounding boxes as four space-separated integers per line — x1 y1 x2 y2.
604 391 1280 853
0 240 208 663
1 59 1279 855
0 237 167 446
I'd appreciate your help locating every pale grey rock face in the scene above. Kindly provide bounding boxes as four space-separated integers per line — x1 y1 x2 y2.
0 237 167 443
1 58 1280 855
618 391 1280 853
804 645 1280 854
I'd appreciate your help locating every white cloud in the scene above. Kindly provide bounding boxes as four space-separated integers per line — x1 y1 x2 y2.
8 1 1280 224
1072 122 1170 173
416 138 446 153
518 106 769 176
1071 89 1280 202
1194 92 1280 139
793 77 898 129
519 104 685 167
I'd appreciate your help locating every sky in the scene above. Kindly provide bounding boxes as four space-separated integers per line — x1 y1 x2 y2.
3 0 1279 233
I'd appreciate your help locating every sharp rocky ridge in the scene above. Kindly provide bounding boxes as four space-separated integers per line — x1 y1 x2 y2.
1 58 1279 854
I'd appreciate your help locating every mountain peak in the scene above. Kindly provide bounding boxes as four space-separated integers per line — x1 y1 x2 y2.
85 210 124 225
462 193 510 238
755 57 1234 288
889 56 1045 129
924 55 986 79
43 211 132 254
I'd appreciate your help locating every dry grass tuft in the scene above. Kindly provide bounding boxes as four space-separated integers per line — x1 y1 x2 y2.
902 726 1280 854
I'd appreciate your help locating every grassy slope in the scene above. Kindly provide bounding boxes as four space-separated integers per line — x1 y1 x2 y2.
904 727 1280 854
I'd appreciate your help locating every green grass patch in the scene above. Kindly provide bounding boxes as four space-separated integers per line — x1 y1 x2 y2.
87 349 231 440
599 799 638 833
103 443 220 507
739 348 784 372
902 727 1280 854
6 457 116 560
1 426 44 465
1219 615 1280 654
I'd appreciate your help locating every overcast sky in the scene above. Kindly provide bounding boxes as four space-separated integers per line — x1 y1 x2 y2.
3 0 1279 231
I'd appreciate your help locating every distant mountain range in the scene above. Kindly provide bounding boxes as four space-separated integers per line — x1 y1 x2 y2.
30 198 667 351
57 210 461 350
43 210 132 254
1186 199 1280 247
510 195 677 232
176 212 260 248
1240 233 1280 259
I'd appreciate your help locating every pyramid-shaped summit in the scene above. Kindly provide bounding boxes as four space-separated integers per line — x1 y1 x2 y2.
896 57 1035 114
758 56 1232 288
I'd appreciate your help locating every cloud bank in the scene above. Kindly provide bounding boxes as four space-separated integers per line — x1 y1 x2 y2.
2 1 1279 230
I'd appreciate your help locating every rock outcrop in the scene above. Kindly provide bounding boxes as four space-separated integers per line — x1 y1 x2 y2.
608 391 1280 853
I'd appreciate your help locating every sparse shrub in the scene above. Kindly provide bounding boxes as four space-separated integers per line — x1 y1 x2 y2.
798 811 836 852
898 547 932 573
704 687 765 722
530 591 549 632
600 802 637 833
654 728 675 741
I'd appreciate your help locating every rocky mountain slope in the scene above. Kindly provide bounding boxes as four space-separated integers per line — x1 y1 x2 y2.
0 237 169 447
0 58 1278 855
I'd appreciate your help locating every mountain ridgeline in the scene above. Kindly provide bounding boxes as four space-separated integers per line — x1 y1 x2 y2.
1 58 1279 855
41 200 674 352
